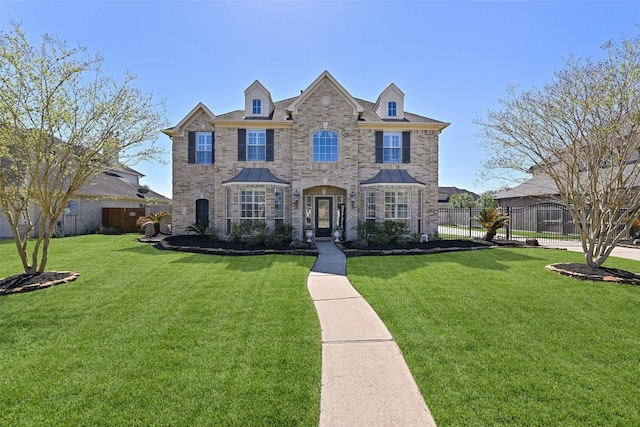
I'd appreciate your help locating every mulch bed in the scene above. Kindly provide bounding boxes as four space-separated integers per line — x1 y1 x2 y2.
154 235 319 256
154 235 524 257
547 263 640 285
0 271 80 295
336 238 522 257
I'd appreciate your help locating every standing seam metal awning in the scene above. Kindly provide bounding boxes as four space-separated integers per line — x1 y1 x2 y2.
360 169 425 186
222 168 289 186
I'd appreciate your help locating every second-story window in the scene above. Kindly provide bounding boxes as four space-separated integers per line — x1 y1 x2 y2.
247 130 266 161
388 101 397 117
313 130 338 162
196 132 213 164
383 132 401 163
252 99 261 115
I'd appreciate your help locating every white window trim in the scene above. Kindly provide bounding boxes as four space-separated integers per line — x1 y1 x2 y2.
239 188 266 224
247 130 266 162
195 132 212 164
383 132 402 163
312 130 339 163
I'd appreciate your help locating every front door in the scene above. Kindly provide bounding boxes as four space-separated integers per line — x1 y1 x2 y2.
315 197 333 237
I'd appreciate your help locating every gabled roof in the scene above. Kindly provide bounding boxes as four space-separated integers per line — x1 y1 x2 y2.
438 186 480 202
361 169 425 186
162 102 215 136
287 70 364 116
222 168 289 186
77 171 171 201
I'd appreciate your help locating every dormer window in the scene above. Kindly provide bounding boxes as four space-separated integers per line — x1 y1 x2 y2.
388 101 397 117
375 83 405 119
244 80 274 117
252 99 261 115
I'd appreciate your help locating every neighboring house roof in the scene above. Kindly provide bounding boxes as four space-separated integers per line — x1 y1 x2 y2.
222 168 289 186
438 186 480 203
361 169 425 186
494 173 563 200
77 170 171 202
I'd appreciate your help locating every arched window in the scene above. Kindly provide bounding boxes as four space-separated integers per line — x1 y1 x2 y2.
388 101 397 117
195 199 209 226
313 130 338 162
252 99 261 115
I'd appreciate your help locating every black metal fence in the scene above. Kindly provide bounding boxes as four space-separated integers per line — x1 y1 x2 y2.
438 203 582 242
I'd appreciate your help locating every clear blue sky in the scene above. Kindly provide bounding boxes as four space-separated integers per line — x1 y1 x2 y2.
1 1 638 198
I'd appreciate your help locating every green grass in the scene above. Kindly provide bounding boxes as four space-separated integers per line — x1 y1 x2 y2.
347 248 640 426
0 234 320 426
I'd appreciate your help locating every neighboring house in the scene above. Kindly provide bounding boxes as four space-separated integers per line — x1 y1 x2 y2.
438 186 480 206
0 165 171 238
494 174 560 207
163 71 449 241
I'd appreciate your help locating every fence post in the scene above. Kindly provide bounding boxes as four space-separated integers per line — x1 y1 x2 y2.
505 206 511 240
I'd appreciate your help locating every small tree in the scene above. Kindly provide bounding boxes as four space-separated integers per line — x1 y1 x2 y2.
0 24 167 273
477 31 640 267
449 192 475 208
477 191 498 209
475 207 509 242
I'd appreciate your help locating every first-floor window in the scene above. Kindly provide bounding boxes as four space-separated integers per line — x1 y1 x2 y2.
240 189 266 225
226 189 232 234
417 189 423 233
385 190 409 225
274 188 285 225
365 190 376 222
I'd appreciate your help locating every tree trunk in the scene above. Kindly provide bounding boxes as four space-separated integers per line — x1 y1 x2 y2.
484 230 496 242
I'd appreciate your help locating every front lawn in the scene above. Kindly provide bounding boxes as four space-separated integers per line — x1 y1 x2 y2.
0 234 320 426
347 248 640 426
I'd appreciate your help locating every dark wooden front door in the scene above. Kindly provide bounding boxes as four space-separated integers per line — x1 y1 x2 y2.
315 197 333 237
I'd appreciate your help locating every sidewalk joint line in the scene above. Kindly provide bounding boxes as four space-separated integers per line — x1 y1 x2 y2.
313 296 361 302
322 338 395 345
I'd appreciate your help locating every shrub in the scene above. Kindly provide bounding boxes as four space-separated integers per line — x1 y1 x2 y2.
91 225 122 235
356 221 378 241
475 206 509 242
185 220 209 236
383 220 409 242
230 223 248 243
370 227 390 245
274 223 294 244
396 235 411 248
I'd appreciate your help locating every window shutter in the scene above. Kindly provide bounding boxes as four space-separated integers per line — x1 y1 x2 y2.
375 131 383 163
188 131 196 164
211 131 215 164
237 129 246 161
266 129 274 162
402 131 411 163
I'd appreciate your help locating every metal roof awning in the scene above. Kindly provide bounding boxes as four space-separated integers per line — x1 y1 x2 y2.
222 168 289 186
360 169 425 186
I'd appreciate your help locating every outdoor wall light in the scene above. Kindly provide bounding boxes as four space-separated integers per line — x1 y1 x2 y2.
293 189 300 208
350 190 356 208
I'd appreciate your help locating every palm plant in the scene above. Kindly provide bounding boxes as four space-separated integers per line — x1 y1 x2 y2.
136 210 171 236
475 206 509 242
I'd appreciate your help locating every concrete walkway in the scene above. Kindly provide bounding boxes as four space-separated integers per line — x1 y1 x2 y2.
307 242 436 426
540 240 640 262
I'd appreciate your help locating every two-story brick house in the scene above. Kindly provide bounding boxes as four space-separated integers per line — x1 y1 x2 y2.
163 71 449 241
